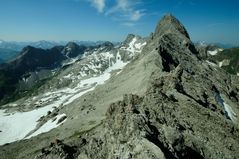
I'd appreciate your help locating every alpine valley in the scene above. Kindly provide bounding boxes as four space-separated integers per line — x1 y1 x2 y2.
0 15 239 159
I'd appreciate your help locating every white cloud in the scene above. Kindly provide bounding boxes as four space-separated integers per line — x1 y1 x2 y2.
105 0 145 23
81 0 145 26
117 0 129 11
130 10 144 21
89 0 106 13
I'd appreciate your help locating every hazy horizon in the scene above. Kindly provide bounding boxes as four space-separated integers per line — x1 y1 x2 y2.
0 0 239 46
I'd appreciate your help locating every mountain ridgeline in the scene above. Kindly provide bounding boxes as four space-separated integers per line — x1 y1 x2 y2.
0 15 239 159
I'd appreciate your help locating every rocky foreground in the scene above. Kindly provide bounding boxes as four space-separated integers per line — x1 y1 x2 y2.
1 15 239 159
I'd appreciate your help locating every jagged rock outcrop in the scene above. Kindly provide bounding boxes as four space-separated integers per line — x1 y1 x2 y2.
154 14 190 39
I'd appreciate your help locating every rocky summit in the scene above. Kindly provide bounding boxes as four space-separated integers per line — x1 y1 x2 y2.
0 15 239 159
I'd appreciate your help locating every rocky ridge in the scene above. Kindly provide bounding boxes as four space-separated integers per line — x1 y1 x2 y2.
36 14 239 159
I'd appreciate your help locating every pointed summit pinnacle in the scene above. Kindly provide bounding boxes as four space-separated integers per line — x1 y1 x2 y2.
154 14 190 39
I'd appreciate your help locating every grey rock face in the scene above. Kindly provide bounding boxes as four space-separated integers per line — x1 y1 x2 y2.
154 14 190 39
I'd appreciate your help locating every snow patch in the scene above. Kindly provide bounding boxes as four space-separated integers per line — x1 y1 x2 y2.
219 61 223 67
0 94 70 145
208 50 218 56
8 103 18 107
223 102 237 123
207 48 223 56
135 42 146 50
63 87 95 106
214 92 237 123
63 73 73 79
0 106 54 145
26 114 67 139
62 58 79 67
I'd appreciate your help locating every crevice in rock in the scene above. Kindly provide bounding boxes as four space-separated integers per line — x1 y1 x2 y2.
179 147 205 159
188 43 198 55
144 123 177 159
159 46 179 72
175 82 209 108
173 70 211 109
229 90 238 102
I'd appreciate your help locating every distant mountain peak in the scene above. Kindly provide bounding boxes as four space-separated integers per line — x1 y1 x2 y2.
123 34 141 45
62 42 87 58
155 14 190 39
65 41 79 48
99 41 114 47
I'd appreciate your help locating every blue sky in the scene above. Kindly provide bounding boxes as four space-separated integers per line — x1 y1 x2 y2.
0 0 239 45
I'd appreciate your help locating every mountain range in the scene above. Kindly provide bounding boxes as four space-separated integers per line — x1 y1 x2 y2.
0 40 124 104
0 40 118 63
0 14 239 159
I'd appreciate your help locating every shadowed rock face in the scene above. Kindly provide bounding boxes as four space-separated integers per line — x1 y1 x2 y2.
62 42 87 58
0 46 66 101
1 15 239 159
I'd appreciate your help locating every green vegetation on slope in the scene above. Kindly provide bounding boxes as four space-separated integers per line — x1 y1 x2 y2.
209 47 239 75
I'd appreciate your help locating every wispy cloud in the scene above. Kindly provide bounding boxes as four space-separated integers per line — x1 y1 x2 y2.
130 10 144 21
88 0 106 13
81 0 145 26
105 0 145 23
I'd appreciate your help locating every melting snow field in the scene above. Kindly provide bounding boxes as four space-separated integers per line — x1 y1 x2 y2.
26 113 67 139
207 48 223 56
0 52 129 145
0 106 54 145
121 37 146 54
214 92 237 123
219 61 223 67
223 102 237 123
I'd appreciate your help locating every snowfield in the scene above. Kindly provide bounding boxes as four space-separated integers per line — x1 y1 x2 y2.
214 92 237 123
0 106 55 145
223 102 237 123
120 37 146 55
26 113 67 139
207 48 223 56
219 61 223 67
0 39 145 145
